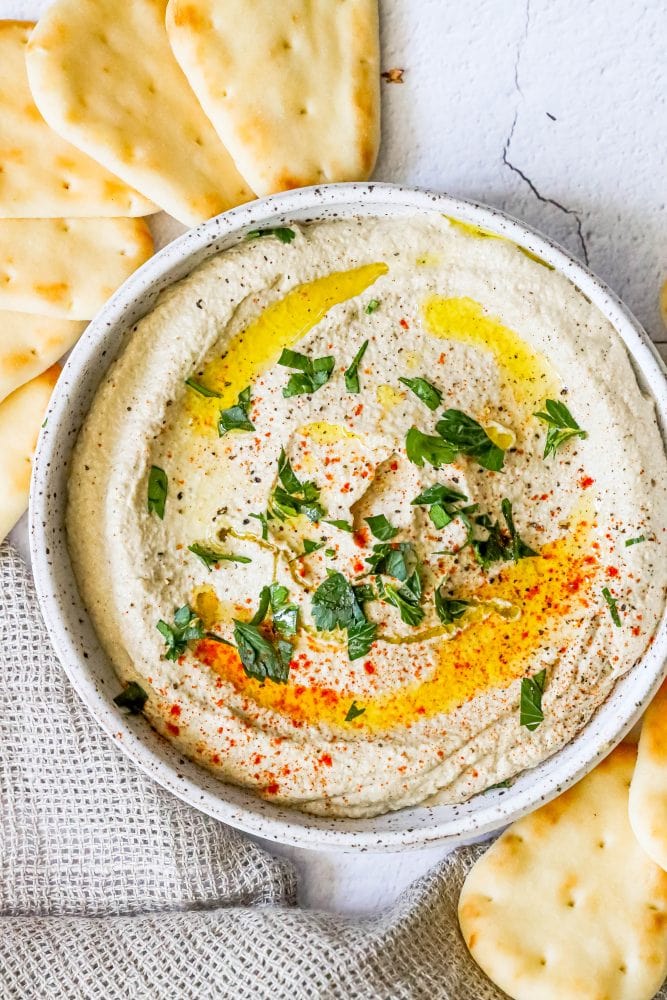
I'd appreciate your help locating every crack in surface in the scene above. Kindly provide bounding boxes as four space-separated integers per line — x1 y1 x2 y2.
502 0 590 265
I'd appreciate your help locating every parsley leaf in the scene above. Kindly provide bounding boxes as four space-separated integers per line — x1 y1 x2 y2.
218 386 254 436
249 511 269 540
399 376 442 411
323 519 353 532
520 669 546 731
472 499 537 568
602 587 622 627
347 620 378 660
147 465 168 519
534 399 587 458
377 578 425 627
246 227 295 244
278 348 335 397
345 700 366 721
434 592 470 625
113 681 148 714
365 541 418 581
188 543 252 570
302 539 325 555
185 377 222 398
270 450 325 522
501 498 538 561
344 339 369 393
233 619 292 683
365 514 399 541
405 427 457 469
311 572 366 632
268 582 299 637
411 483 474 533
435 409 506 471
625 535 646 547
365 299 380 314
156 605 205 660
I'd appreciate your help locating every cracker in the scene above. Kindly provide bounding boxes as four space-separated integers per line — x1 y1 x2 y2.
26 0 254 226
630 680 667 871
165 0 380 196
0 21 155 219
0 364 58 543
459 744 667 1000
0 311 84 404
0 218 153 320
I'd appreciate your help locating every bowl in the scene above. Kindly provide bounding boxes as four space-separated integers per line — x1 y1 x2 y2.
29 183 667 851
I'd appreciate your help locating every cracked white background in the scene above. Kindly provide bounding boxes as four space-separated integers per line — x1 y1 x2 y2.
5 0 667 915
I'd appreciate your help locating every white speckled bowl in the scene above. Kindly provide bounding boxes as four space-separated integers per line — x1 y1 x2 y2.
30 183 667 851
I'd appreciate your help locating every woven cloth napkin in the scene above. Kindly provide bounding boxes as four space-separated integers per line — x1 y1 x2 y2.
0 541 505 999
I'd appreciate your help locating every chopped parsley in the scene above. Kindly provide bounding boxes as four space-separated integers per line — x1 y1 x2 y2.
311 571 376 659
625 535 646 547
218 386 254 436
147 465 168 519
347 620 378 660
472 499 537 568
344 339 369 393
246 226 295 244
411 483 474 533
278 348 335 397
602 587 622 627
249 511 269 540
188 543 252 571
302 539 325 555
534 398 587 459
184 377 222 398
270 449 325 522
345 700 366 721
405 427 457 469
377 577 425 627
399 376 442 411
113 681 148 714
520 669 546 731
323 518 353 532
156 605 205 661
434 592 470 625
365 514 399 541
365 299 380 314
365 541 418 582
233 619 292 684
435 409 506 471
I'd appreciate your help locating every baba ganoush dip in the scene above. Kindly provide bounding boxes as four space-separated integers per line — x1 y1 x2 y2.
67 215 667 818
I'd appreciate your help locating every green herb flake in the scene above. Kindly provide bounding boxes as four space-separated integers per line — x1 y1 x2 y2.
246 226 296 244
472 499 537 569
344 339 369 393
249 511 269 540
278 348 335 397
347 620 378 660
365 299 380 314
405 427 457 469
156 605 205 661
218 385 255 436
113 681 148 714
365 541 418 582
377 578 425 627
188 543 252 571
534 398 587 459
602 587 622 627
270 449 325 523
520 669 546 731
435 409 506 471
233 619 292 684
147 465 168 519
625 535 646 547
323 519 353 532
345 700 367 721
325 548 336 558
434 592 470 625
365 514 399 541
399 376 443 411
311 572 366 632
184 377 222 398
302 539 325 555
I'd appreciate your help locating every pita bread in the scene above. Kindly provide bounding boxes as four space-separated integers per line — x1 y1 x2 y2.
630 680 667 871
0 21 155 219
0 311 84 404
459 743 667 1000
0 364 58 543
26 0 254 226
165 0 380 196
0 218 153 320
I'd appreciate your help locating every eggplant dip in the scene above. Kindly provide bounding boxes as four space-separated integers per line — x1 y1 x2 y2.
67 215 667 817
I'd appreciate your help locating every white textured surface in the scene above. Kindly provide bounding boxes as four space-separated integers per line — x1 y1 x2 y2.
6 0 667 915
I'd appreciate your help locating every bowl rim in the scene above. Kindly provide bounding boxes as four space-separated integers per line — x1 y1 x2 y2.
29 181 667 851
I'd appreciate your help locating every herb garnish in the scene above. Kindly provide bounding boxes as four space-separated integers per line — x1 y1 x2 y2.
625 535 646 547
365 514 399 541
270 450 325 522
434 592 470 625
472 499 537 568
302 539 325 556
278 348 335 397
344 339 369 393
249 511 269 540
157 605 205 661
345 700 366 721
246 227 295 244
185 377 222 398
411 483 474 532
405 427 457 469
365 541 418 582
377 577 425 627
218 386 254 436
253 582 299 638
602 587 622 627
520 669 546 731
323 519 353 532
534 399 587 459
188 543 252 571
435 409 506 471
147 465 168 519
365 299 380 314
233 620 292 683
311 572 376 659
113 681 148 714
399 376 443 411
347 620 378 660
